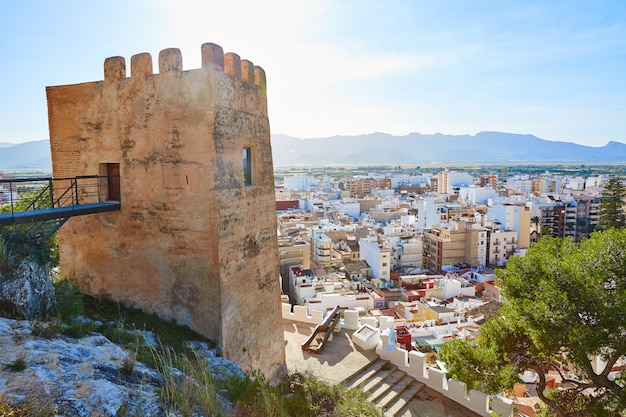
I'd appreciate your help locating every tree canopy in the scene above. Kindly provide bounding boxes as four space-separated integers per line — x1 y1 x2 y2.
440 229 626 416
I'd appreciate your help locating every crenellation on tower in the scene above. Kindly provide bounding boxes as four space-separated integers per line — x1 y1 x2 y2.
241 59 254 84
158 48 182 73
224 52 241 79
131 53 153 77
201 42 224 70
254 66 267 93
104 56 126 81
102 44 263 88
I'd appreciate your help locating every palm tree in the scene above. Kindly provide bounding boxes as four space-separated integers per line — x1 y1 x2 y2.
531 216 540 233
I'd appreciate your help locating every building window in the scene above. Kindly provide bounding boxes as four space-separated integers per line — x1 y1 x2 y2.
243 147 252 186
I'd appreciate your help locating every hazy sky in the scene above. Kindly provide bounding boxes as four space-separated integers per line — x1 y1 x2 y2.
1 0 625 147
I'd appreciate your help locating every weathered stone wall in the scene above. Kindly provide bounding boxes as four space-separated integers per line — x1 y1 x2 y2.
46 43 285 376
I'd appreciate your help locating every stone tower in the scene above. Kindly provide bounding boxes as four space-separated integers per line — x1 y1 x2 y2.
46 43 285 376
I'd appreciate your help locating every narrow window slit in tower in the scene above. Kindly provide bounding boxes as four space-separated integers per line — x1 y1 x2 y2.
243 147 252 186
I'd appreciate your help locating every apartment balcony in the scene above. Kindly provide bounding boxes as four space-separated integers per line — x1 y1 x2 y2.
316 255 331 263
281 256 303 265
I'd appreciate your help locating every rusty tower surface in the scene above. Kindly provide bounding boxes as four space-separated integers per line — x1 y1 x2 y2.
46 43 284 376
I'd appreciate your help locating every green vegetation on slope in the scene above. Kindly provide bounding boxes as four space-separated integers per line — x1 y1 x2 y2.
2 277 383 416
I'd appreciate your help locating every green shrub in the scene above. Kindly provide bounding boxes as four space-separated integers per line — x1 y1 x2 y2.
228 370 286 417
120 344 138 376
53 278 84 322
62 321 97 339
96 322 139 346
31 319 63 339
81 294 213 355
227 370 383 417
0 225 55 268
149 345 225 417
0 235 14 274
5 351 27 372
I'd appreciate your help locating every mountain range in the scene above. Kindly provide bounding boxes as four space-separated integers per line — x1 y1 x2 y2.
1 132 625 169
0 140 53 169
271 132 626 165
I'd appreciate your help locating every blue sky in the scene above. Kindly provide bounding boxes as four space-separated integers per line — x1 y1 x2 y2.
0 0 625 147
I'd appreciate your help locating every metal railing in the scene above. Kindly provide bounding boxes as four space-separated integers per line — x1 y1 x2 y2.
1 175 118 214
0 175 120 229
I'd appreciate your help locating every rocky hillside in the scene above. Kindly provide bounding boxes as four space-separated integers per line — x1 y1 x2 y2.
0 316 242 416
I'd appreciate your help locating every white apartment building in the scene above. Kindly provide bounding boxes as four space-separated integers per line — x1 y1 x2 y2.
284 174 316 191
585 175 610 189
488 202 525 232
506 175 532 194
310 229 332 266
359 235 392 281
573 192 601 239
564 177 587 191
415 196 447 230
437 169 474 195
390 174 432 189
458 185 499 205
488 229 518 267
395 238 423 269
337 199 360 220
540 176 563 193
440 276 476 299
401 214 417 227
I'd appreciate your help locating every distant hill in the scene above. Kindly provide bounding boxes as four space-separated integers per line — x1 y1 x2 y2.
2 133 625 170
271 132 626 165
0 140 51 169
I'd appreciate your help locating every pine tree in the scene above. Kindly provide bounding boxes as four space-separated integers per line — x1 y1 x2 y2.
598 177 626 230
440 229 626 416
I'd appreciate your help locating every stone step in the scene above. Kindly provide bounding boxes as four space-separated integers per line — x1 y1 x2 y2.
344 358 387 389
360 363 399 393
367 369 407 403
383 379 425 417
376 374 416 410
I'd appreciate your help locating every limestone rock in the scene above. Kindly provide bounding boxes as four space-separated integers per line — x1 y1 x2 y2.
0 256 55 320
0 317 240 416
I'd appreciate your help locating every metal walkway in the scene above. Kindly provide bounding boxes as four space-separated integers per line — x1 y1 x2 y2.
0 175 121 238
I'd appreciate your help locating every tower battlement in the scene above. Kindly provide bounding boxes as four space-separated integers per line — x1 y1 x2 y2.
47 42 283 377
103 43 266 92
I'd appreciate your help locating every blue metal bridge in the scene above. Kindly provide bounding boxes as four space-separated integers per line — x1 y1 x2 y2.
0 175 121 240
